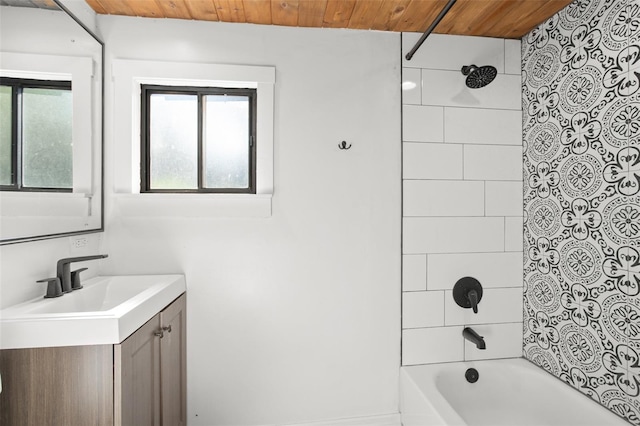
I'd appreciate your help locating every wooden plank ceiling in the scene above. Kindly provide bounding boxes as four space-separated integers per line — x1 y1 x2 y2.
0 0 58 9
84 0 574 39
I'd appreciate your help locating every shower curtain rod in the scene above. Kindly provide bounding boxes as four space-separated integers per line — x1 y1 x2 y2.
405 0 458 61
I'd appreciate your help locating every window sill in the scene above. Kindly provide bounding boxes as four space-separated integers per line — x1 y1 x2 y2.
0 192 99 241
0 191 90 217
112 193 272 218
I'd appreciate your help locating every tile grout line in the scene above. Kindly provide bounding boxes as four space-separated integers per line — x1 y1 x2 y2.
484 181 487 217
442 104 446 143
503 39 506 75
425 253 429 292
462 143 465 180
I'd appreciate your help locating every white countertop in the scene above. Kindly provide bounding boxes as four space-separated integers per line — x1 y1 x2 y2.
0 274 185 349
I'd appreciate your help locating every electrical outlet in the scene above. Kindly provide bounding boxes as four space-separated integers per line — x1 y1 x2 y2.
70 236 89 251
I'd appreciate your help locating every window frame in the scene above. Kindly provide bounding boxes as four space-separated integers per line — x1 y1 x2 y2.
0 76 73 193
140 84 257 194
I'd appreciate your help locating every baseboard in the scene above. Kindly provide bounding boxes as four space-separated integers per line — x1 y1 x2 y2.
282 413 401 426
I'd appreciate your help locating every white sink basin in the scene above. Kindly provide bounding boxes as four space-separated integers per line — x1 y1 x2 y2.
0 274 185 349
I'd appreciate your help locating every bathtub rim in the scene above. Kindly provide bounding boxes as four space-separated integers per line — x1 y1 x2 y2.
400 357 632 426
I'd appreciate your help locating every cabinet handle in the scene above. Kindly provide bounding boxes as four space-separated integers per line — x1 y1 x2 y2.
162 325 172 333
154 330 164 338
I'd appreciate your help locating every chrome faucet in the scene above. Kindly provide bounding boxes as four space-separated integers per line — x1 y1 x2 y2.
56 254 108 293
463 327 486 350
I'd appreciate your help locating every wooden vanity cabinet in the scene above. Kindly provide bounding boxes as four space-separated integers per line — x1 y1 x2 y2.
0 293 186 426
116 293 187 426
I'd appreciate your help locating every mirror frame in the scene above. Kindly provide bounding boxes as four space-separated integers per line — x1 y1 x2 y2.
0 0 104 245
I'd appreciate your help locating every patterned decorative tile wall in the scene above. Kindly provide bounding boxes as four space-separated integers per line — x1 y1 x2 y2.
522 0 640 424
401 33 524 366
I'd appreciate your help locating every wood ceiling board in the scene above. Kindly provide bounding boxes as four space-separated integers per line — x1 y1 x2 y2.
434 0 496 36
271 0 299 26
392 0 449 33
297 0 327 27
185 0 219 21
505 0 572 38
156 0 193 19
481 0 568 38
297 0 326 26
125 0 164 18
348 0 383 29
242 0 270 24
370 0 412 31
84 0 572 39
445 0 572 39
85 0 108 14
468 0 522 37
91 0 136 15
212 0 246 21
322 0 356 28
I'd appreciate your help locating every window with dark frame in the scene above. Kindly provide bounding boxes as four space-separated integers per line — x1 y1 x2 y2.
0 77 73 192
140 85 257 194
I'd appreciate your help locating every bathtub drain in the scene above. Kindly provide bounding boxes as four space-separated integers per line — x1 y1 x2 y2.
465 368 479 383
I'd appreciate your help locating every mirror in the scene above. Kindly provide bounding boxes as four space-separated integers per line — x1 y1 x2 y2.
0 0 103 244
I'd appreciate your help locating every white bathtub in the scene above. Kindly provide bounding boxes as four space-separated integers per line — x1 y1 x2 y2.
400 358 630 426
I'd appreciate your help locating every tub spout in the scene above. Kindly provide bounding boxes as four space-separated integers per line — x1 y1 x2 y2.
463 327 486 350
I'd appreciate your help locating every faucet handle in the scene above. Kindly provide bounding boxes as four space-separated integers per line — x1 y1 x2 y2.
37 277 63 298
71 268 89 290
467 289 479 314
453 277 483 314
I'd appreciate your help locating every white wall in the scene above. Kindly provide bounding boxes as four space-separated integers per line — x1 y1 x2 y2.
0 234 103 309
400 33 524 365
99 16 401 426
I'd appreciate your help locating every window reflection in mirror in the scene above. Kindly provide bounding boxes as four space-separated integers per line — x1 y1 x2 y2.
0 0 103 243
0 85 11 185
1 78 73 191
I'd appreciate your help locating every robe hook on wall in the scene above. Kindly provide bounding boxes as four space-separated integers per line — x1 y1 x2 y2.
338 141 351 150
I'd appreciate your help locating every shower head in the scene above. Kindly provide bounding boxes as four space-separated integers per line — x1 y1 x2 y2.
461 65 497 89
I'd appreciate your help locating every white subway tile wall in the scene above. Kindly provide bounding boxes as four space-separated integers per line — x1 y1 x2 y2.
403 143 463 180
401 67 422 105
402 327 465 365
403 291 445 328
504 217 524 252
401 33 523 366
463 145 523 181
402 254 427 292
485 181 523 217
443 107 522 145
504 40 522 75
403 180 484 217
403 217 505 254
402 105 444 142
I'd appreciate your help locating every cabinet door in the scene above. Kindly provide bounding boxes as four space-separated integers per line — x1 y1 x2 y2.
0 345 113 426
160 293 187 426
115 313 162 426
